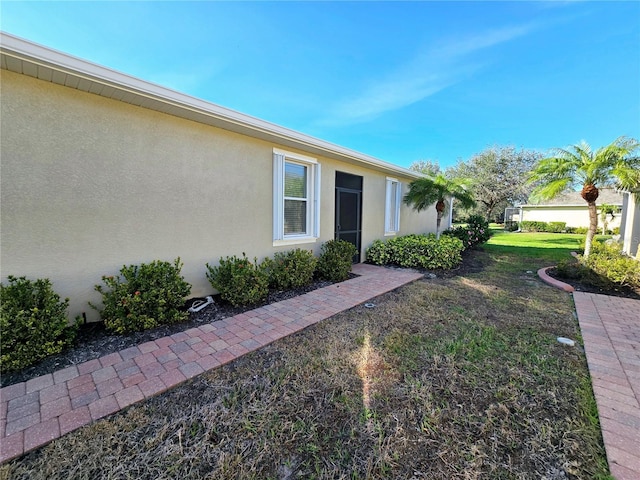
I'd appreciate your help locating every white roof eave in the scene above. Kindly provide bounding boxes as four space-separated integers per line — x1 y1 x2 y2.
0 31 423 180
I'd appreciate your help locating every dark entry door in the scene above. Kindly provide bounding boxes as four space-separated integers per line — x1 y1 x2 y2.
335 172 363 263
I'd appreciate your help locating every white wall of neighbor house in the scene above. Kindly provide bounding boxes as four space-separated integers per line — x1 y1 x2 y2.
521 206 622 230
0 70 434 322
620 193 640 257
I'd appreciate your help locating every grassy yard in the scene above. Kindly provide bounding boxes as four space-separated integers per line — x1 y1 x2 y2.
2 232 612 479
485 229 612 264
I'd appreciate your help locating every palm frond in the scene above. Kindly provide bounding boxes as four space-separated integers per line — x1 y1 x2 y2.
530 178 572 203
529 136 640 200
404 174 476 212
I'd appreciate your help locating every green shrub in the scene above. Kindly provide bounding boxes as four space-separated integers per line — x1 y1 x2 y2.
547 221 567 233
92 258 191 334
555 260 598 282
613 227 620 235
444 215 491 249
519 221 548 232
582 241 640 288
574 227 589 235
1 276 78 372
206 254 269 307
366 234 464 270
505 221 519 232
317 239 357 282
519 220 566 233
263 249 318 290
366 239 393 265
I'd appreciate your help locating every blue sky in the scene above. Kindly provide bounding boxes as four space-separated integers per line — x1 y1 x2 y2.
2 1 638 169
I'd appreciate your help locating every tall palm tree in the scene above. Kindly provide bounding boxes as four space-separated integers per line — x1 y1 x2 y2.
529 136 640 257
404 174 476 239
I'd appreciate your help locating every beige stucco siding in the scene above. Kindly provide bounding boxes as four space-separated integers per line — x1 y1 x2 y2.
521 206 621 230
620 193 640 257
1 71 433 322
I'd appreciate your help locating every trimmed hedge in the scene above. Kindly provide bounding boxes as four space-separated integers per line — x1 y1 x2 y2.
366 234 464 270
520 220 567 233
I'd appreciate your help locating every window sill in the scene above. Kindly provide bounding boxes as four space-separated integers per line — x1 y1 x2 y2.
273 237 319 247
384 232 398 237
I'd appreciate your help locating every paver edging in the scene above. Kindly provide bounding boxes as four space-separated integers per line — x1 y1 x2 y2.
537 266 575 292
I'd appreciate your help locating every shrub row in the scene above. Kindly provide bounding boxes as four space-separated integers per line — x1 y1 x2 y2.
206 240 356 308
582 241 640 288
366 234 464 270
1 240 358 371
516 221 619 235
566 226 619 235
519 220 567 233
556 241 640 290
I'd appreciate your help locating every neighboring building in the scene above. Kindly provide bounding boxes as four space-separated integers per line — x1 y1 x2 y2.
519 189 623 231
0 33 436 322
619 191 640 258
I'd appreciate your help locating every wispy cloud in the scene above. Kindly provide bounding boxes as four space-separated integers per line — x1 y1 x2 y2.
319 22 539 127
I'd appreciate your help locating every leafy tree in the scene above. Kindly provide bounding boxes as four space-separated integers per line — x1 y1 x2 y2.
409 159 441 176
450 146 541 222
403 174 476 239
529 137 640 257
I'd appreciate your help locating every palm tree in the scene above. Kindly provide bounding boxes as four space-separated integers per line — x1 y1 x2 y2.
529 136 640 257
403 173 476 239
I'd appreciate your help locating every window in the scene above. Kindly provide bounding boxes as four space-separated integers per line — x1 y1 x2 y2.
385 177 401 235
273 149 320 244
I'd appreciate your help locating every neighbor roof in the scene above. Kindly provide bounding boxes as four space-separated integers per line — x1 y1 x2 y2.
0 32 422 179
523 188 623 207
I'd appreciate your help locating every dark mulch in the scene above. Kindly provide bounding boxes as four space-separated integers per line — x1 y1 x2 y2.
546 266 640 300
0 276 352 388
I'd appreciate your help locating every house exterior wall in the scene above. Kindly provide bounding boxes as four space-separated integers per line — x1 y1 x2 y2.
0 70 434 322
620 193 640 258
521 205 622 230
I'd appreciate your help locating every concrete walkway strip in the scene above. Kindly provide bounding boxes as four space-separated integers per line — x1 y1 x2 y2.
0 264 423 464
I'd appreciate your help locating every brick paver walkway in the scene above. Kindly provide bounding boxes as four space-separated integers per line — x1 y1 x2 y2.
0 264 423 464
574 292 640 480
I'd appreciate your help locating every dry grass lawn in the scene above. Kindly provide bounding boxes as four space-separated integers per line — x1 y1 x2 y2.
1 248 611 479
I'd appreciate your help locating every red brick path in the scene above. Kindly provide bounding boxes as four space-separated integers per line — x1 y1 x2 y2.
574 292 640 480
0 264 423 463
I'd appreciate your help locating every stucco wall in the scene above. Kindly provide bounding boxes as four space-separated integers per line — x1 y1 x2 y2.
1 71 434 322
620 193 640 257
521 206 622 230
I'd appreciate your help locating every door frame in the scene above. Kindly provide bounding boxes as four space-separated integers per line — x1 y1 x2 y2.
335 172 363 263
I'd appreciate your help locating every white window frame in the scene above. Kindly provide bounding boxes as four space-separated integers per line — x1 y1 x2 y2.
273 148 320 246
384 177 401 235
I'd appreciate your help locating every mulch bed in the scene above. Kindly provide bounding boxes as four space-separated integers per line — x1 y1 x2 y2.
546 266 640 300
0 276 350 388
